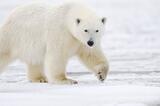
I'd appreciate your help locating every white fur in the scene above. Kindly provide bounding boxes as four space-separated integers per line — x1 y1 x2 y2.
0 2 109 84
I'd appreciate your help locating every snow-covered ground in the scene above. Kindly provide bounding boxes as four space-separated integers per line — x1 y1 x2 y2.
0 84 160 106
0 0 160 106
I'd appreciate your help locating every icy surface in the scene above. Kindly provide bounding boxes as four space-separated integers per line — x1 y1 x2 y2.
0 84 160 106
0 0 160 106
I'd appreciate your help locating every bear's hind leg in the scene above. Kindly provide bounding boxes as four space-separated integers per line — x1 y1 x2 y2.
27 64 47 83
0 52 14 74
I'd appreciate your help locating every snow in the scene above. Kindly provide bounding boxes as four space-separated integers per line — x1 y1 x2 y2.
0 0 160 106
1 66 160 106
0 84 160 106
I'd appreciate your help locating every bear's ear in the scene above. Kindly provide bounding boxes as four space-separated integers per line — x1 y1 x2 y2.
101 17 106 24
76 18 81 25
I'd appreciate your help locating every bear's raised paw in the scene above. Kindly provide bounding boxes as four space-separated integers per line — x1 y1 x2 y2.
95 65 109 82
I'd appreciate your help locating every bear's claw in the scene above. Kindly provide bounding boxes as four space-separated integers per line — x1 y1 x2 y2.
30 78 48 83
49 78 78 85
95 65 108 82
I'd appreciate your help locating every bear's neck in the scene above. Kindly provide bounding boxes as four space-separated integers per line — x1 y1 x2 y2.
63 33 81 58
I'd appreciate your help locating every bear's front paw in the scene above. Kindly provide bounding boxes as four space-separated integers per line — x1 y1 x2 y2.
94 64 109 82
48 78 78 85
30 77 48 83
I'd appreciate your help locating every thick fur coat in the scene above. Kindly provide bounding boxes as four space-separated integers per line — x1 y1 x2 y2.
0 2 109 84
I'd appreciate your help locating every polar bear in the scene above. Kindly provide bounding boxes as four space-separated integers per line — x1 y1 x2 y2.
0 2 109 84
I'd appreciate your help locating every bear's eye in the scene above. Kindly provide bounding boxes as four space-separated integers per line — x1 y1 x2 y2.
84 29 88 32
96 30 99 33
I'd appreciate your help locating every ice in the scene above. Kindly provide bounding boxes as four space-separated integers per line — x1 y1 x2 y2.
0 83 160 106
0 0 160 106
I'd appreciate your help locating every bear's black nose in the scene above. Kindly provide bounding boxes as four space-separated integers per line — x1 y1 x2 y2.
87 40 94 47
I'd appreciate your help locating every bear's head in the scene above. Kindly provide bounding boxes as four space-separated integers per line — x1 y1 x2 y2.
66 5 106 48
